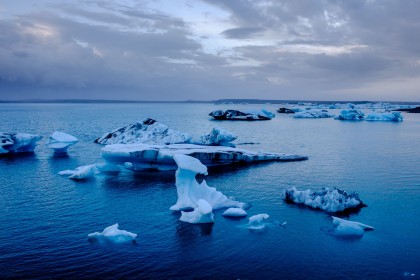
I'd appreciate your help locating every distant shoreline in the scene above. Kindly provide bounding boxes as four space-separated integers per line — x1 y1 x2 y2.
0 99 418 105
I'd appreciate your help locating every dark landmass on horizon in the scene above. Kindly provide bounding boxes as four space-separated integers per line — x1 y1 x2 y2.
0 98 418 105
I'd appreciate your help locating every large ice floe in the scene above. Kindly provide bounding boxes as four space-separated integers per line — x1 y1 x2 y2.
47 131 78 154
283 187 366 213
365 112 403 122
170 154 245 211
326 216 374 237
179 199 215 224
294 110 334 119
0 133 42 155
247 214 270 231
95 118 236 147
88 224 137 243
335 109 365 121
101 143 307 171
209 109 275 120
59 163 120 180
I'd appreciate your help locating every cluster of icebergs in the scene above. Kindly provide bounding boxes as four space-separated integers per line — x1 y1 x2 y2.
0 131 78 155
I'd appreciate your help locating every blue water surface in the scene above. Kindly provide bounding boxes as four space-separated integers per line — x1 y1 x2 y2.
0 103 419 279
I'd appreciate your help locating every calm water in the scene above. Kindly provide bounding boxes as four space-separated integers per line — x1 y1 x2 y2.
1 103 419 279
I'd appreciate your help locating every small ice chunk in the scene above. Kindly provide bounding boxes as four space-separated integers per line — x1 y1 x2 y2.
88 224 137 243
59 164 96 180
170 154 244 211
179 199 215 224
403 272 416 277
328 216 374 237
47 131 78 154
222 208 247 217
247 214 269 230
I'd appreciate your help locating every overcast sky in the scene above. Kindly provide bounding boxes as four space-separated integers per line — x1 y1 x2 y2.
0 0 419 101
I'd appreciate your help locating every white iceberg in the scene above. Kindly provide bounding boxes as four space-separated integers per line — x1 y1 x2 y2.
222 208 248 217
365 112 403 122
209 109 275 120
88 224 137 243
328 216 374 237
179 199 215 224
170 154 245 211
47 131 78 154
283 187 366 213
0 132 41 155
95 118 236 147
59 163 120 180
247 214 270 230
335 109 365 121
101 143 307 171
294 110 334 119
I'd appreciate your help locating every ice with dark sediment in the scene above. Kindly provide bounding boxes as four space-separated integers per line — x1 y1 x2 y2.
101 143 308 171
94 118 236 147
209 109 275 120
0 132 42 155
170 154 245 211
47 131 78 154
283 187 366 213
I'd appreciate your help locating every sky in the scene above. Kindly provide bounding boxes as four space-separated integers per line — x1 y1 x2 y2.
0 0 419 101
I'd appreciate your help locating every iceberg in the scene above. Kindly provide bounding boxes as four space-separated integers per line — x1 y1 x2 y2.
247 214 270 230
191 127 237 147
0 132 41 155
209 109 275 120
294 110 334 119
170 154 245 211
327 216 374 237
277 107 295 114
88 224 137 243
365 112 403 122
47 131 78 154
283 187 366 213
59 163 120 180
101 143 308 171
179 199 215 224
222 208 248 217
335 109 365 121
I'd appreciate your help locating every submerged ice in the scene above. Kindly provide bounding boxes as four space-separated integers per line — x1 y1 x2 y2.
0 133 42 155
47 131 78 153
59 163 120 180
284 187 366 213
88 224 137 243
170 154 245 211
179 199 215 224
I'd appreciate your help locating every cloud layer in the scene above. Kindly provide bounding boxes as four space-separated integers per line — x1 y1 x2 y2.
0 0 419 101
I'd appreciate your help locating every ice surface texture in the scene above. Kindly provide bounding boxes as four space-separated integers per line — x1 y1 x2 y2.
95 118 236 147
294 110 334 119
0 133 42 155
47 131 78 153
170 154 244 211
179 199 215 224
284 187 366 213
88 224 137 243
209 109 275 120
366 112 403 122
101 143 308 171
328 216 374 237
335 109 365 121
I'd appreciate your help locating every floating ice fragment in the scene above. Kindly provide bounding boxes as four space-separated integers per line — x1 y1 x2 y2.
88 224 137 243
327 216 374 237
47 131 78 154
0 132 41 155
191 127 237 147
170 154 245 211
283 187 366 213
222 208 248 217
247 214 270 230
59 163 120 180
179 199 215 224
209 109 274 120
365 112 403 122
335 109 365 121
294 110 334 119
